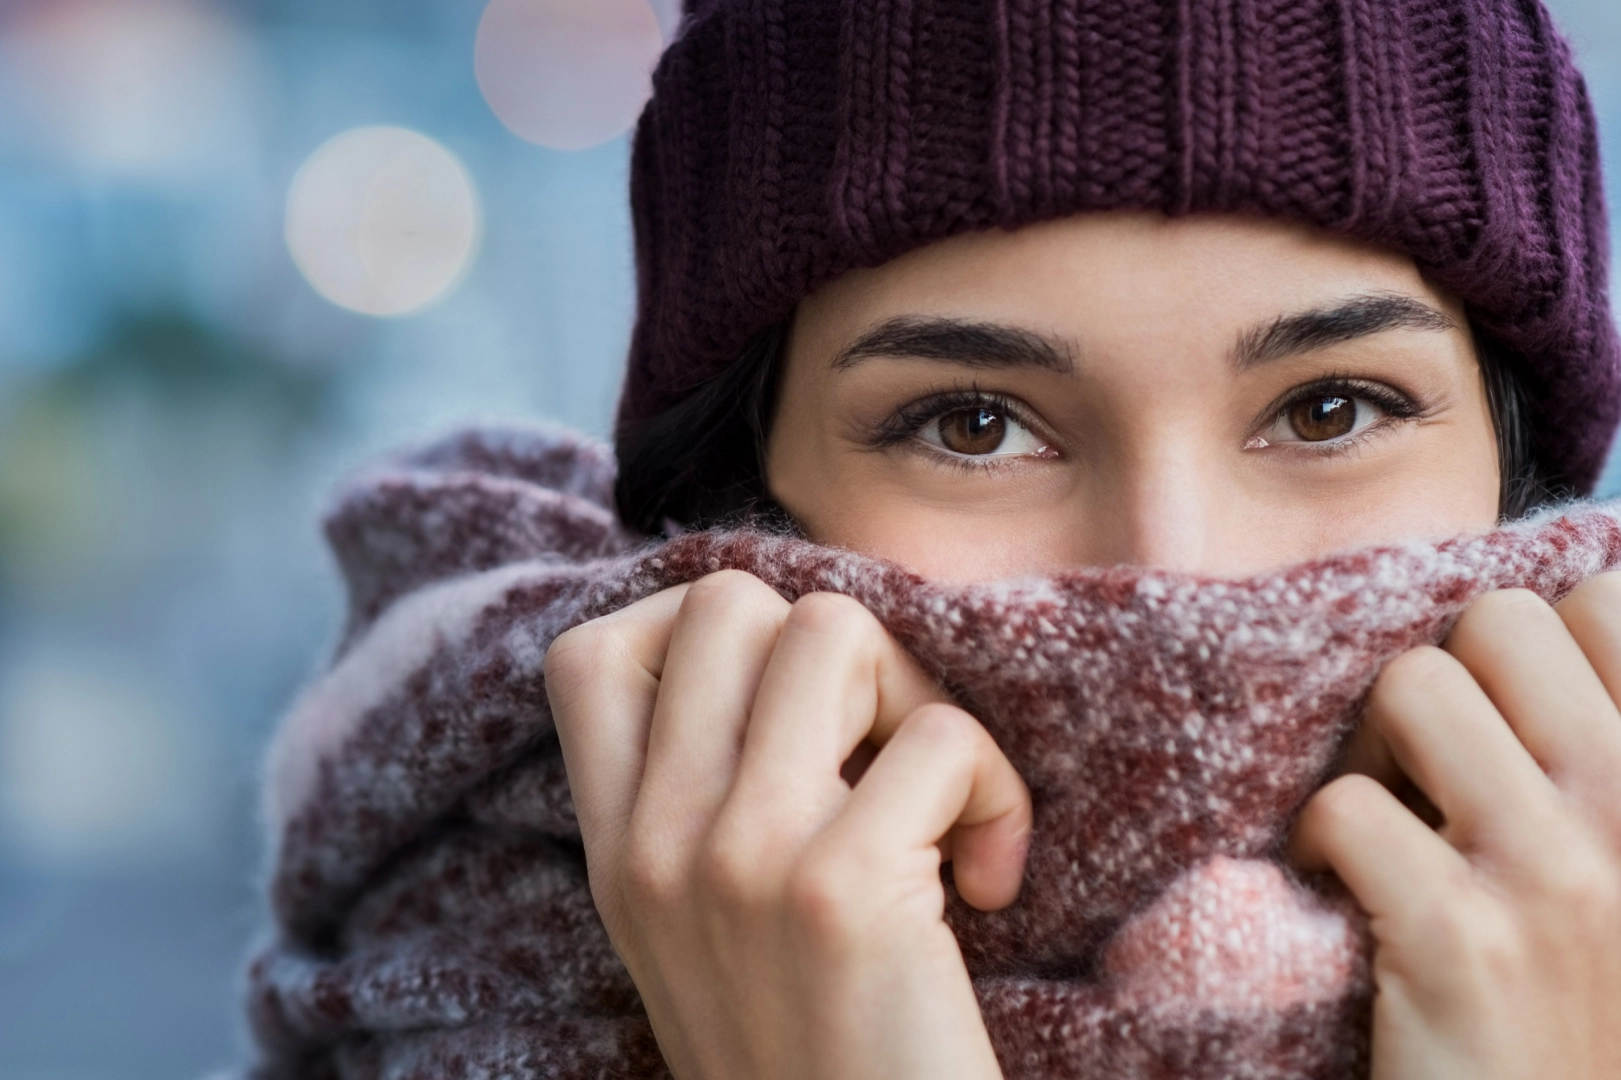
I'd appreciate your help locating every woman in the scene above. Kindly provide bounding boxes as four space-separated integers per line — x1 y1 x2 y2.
248 1 1621 1078
546 0 1621 1076
550 208 1621 1079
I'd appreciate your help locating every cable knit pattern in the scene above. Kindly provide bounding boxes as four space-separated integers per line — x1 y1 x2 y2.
245 425 1621 1079
621 0 1619 492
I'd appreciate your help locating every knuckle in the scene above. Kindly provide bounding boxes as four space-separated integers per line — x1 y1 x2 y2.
784 852 863 945
619 829 685 910
785 590 877 639
684 568 774 612
1306 773 1383 832
899 703 981 758
1535 850 1621 924
1591 570 1621 600
1453 587 1556 641
695 832 769 911
1461 911 1528 979
1408 891 1522 974
1560 571 1621 618
1472 586 1548 617
545 621 614 686
1371 645 1462 704
1467 910 1531 980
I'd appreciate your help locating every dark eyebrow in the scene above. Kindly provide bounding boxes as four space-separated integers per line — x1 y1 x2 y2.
1233 293 1456 370
833 316 1074 373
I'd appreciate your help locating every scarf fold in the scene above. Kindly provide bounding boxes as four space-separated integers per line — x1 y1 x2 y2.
246 425 1621 1080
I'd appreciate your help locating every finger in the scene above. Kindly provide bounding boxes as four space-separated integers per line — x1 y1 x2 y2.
722 592 947 842
1363 645 1559 853
544 584 690 863
636 571 790 843
1554 575 1621 780
812 704 1031 911
1290 773 1472 926
1446 588 1621 794
1559 574 1621 703
1335 718 1445 827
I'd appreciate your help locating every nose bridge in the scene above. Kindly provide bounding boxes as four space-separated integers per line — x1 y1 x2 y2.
1106 433 1220 573
1072 328 1243 574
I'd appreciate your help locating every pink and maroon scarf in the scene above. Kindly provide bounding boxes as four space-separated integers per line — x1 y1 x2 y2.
244 425 1621 1079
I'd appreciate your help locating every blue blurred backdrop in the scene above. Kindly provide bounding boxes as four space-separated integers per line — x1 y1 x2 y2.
0 1 1618 1077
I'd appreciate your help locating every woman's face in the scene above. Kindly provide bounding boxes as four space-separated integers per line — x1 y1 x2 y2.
766 212 1501 582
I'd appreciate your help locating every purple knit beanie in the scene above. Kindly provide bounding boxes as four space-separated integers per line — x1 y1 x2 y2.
619 0 1621 493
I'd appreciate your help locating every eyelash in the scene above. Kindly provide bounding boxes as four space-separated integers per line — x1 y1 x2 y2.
870 388 1047 471
1261 375 1425 455
870 376 1426 471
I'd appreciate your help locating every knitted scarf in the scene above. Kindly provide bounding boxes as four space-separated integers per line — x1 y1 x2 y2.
245 425 1621 1080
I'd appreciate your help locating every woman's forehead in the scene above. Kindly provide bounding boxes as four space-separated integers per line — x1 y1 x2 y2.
796 212 1462 357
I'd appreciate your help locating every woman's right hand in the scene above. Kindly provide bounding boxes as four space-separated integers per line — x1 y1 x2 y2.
544 570 1032 1080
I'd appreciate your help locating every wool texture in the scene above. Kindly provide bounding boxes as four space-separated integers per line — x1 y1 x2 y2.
245 425 1621 1079
621 0 1619 492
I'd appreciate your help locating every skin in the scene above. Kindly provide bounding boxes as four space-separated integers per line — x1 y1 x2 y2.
546 213 1621 1079
771 212 1498 578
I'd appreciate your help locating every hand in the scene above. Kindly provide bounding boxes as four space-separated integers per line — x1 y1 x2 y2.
544 570 1032 1080
1292 575 1621 1080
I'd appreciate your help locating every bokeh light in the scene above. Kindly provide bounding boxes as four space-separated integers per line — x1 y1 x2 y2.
285 126 483 318
0 0 258 185
0 647 213 864
474 0 665 151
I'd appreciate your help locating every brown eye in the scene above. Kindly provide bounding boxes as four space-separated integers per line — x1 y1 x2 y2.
937 407 1007 455
1288 395 1357 442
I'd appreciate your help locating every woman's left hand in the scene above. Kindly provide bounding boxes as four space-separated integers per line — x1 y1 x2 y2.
1291 572 1621 1080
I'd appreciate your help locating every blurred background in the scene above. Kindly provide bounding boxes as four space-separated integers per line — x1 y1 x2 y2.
0 0 1617 1076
